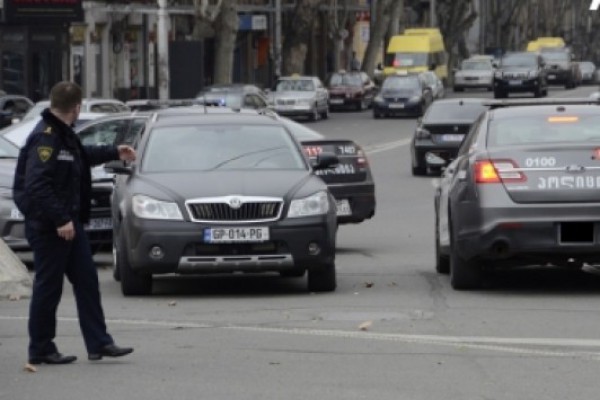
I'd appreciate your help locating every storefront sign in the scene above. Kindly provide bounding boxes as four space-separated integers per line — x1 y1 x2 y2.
4 0 84 23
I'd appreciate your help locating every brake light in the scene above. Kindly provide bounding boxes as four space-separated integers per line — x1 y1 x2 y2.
393 59 400 67
475 160 525 184
356 147 369 167
547 116 579 123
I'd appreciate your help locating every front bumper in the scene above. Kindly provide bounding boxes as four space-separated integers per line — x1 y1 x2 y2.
329 97 361 109
273 105 314 118
494 77 541 93
373 101 421 116
124 215 336 275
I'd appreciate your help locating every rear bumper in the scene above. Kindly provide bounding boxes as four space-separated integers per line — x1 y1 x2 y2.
373 102 421 116
453 205 600 267
328 182 375 224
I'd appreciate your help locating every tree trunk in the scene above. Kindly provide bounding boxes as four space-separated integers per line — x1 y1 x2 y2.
213 0 238 83
282 0 321 75
362 0 401 78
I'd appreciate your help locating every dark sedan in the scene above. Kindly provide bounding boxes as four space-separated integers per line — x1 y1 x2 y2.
327 71 377 111
410 98 489 176
373 73 433 118
108 113 339 296
435 99 600 290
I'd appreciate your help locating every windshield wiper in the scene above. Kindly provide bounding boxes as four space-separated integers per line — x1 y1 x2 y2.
209 146 286 170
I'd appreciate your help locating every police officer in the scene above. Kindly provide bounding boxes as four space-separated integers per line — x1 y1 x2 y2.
13 81 135 365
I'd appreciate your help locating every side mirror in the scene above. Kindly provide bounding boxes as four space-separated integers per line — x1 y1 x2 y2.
312 152 339 170
104 160 132 175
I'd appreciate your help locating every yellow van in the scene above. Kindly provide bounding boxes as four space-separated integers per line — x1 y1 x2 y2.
526 37 566 52
383 28 448 83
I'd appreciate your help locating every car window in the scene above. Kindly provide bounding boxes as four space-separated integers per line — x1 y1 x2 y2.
458 115 484 157
382 76 420 90
143 124 307 172
125 118 147 145
276 79 315 92
13 99 31 113
424 103 488 122
79 120 128 146
487 115 600 147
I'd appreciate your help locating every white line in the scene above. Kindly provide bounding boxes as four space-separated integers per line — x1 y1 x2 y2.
364 138 411 155
2 315 600 359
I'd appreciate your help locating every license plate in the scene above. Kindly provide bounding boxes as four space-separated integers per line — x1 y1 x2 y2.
441 134 464 142
335 199 352 216
548 74 556 80
204 227 269 243
509 80 522 86
389 103 404 109
330 99 344 104
85 217 112 231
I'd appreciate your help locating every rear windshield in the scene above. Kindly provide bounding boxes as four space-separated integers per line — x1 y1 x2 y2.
488 115 600 147
424 103 487 123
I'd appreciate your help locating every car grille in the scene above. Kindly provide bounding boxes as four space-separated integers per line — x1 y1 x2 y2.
502 72 529 79
186 197 283 223
384 97 408 102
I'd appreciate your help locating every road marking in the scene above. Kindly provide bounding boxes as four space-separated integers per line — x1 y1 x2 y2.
2 315 600 359
364 138 411 155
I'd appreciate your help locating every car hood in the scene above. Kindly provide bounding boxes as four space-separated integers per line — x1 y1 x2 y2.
499 67 534 74
132 169 324 201
380 89 418 97
0 158 16 188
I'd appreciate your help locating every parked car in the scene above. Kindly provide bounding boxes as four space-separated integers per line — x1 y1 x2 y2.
17 98 129 124
420 70 445 99
453 57 494 92
372 73 433 118
326 70 377 111
578 61 596 84
435 99 600 290
269 75 329 121
107 111 339 295
493 52 548 98
0 95 33 128
196 83 270 110
410 98 489 176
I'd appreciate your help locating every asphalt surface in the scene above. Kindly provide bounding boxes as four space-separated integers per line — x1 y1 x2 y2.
2 84 600 400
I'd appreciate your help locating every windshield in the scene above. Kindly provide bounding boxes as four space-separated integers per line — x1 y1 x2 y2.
142 124 306 172
501 54 537 68
488 115 600 147
461 61 492 71
328 73 362 87
21 102 48 122
424 103 487 123
276 79 315 92
382 76 420 90
0 135 18 157
541 52 569 62
389 52 429 67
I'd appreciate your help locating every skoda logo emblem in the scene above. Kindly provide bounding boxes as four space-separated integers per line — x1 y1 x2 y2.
228 197 242 209
453 126 458 132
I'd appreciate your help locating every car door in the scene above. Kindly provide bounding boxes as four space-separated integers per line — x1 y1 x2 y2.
315 79 328 110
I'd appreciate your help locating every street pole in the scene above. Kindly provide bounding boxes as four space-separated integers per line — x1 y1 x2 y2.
274 0 282 79
157 0 169 100
430 0 436 27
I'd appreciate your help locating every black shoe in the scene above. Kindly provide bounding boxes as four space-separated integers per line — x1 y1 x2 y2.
29 352 77 365
88 344 133 361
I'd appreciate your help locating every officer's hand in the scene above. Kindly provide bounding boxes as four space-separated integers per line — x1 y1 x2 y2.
57 221 75 241
118 145 136 162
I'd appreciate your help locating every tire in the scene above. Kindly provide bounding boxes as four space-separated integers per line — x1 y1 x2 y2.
307 262 336 292
450 249 482 290
320 106 329 120
112 242 121 282
118 233 152 296
534 87 542 98
435 212 450 274
310 105 319 121
412 156 427 176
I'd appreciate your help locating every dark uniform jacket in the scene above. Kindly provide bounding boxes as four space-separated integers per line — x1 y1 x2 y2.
12 108 119 230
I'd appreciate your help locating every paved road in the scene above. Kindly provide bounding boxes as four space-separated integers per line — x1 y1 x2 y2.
2 85 600 400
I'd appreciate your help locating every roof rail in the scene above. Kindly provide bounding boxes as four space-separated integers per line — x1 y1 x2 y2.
484 98 600 109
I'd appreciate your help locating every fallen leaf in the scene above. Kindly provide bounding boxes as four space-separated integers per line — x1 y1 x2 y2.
23 363 37 373
358 320 372 331
9 294 20 301
364 282 374 288
168 301 177 307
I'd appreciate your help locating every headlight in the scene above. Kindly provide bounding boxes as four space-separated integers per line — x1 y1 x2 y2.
494 71 503 78
374 95 384 103
409 95 421 103
132 194 183 220
287 191 329 218
415 128 431 139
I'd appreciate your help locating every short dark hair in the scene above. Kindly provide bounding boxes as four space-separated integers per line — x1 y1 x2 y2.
50 81 82 113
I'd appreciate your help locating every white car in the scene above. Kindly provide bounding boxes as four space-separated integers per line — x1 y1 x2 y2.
16 98 129 124
420 71 445 99
453 57 495 92
269 76 329 121
1 112 107 147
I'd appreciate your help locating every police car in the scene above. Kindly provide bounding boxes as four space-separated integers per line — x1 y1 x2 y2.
435 98 600 289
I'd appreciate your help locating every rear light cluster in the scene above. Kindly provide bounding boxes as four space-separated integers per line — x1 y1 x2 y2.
356 147 369 167
415 128 431 139
474 160 526 184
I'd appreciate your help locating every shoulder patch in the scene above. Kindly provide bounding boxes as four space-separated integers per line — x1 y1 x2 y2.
44 126 52 134
37 146 53 162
